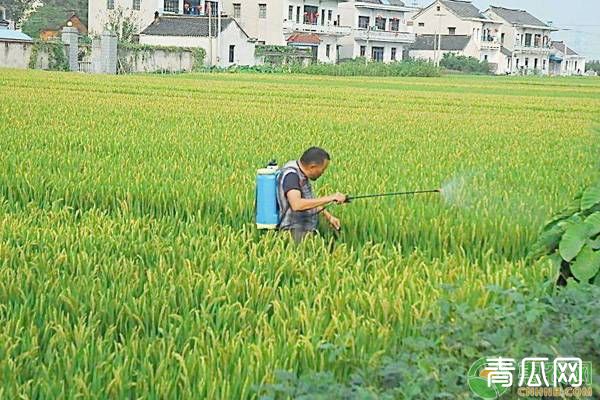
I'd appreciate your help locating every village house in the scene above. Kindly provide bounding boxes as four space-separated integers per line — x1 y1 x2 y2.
40 12 88 41
338 0 415 63
549 41 586 76
411 0 504 72
220 0 352 63
139 15 256 67
484 6 557 75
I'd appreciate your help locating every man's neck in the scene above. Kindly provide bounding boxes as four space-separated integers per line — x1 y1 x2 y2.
297 161 309 177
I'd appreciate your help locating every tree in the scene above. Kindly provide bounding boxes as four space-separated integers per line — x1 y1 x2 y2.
3 0 42 28
104 6 140 43
18 0 88 39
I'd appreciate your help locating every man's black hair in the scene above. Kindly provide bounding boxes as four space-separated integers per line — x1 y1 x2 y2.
300 147 330 166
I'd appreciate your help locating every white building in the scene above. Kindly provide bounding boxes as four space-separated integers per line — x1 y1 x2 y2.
411 0 504 72
410 34 479 61
337 0 415 63
484 6 557 75
220 0 352 63
89 0 226 37
549 41 586 76
139 15 256 67
89 0 352 63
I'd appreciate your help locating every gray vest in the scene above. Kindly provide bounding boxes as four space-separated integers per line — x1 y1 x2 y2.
277 160 318 231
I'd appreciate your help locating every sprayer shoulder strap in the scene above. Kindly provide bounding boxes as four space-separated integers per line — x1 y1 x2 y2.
276 166 302 224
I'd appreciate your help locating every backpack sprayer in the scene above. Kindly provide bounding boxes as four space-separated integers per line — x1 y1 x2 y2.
255 160 441 229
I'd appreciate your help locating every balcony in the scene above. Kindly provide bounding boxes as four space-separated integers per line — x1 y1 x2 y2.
513 44 552 55
283 20 351 36
479 37 501 50
353 29 415 43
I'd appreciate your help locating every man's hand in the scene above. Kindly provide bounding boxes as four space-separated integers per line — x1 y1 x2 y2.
326 214 341 231
329 193 347 204
328 216 341 231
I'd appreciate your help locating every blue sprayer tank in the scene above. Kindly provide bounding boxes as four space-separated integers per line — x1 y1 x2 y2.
256 161 280 229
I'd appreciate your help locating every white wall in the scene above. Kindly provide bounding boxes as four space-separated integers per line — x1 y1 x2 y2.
139 22 255 66
221 0 285 44
0 40 33 69
118 47 195 71
413 1 476 37
89 0 161 36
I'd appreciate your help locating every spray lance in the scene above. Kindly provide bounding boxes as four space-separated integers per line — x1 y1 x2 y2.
317 188 443 228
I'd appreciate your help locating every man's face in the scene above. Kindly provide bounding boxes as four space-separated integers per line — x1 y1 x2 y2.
305 159 329 181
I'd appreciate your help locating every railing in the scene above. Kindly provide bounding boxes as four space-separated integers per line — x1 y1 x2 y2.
354 29 414 43
78 61 92 73
513 44 552 53
282 20 351 36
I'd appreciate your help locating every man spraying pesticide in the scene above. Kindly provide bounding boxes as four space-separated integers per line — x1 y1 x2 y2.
256 147 346 243
255 146 442 243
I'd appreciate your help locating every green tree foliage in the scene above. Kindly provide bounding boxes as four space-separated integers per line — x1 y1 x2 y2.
21 0 88 39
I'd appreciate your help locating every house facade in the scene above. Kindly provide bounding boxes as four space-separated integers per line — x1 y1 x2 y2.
337 0 415 63
484 6 557 75
220 0 351 63
89 0 351 63
139 15 256 66
549 41 586 76
411 0 504 72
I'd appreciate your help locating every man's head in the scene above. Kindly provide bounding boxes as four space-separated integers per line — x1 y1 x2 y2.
299 147 330 180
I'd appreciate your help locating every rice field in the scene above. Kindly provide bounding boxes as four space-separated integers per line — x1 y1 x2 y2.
0 69 599 398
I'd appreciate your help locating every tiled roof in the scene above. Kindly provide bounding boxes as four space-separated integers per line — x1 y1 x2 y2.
286 32 321 45
441 0 487 19
489 6 548 27
141 16 235 37
411 34 471 51
551 41 578 56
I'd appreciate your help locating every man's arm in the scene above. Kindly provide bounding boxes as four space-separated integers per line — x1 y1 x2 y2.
286 190 345 212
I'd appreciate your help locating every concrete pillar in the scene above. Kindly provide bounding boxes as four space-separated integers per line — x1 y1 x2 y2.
101 30 118 74
61 26 79 71
91 36 103 73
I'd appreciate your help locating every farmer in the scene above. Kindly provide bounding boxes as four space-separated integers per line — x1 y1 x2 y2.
277 147 347 243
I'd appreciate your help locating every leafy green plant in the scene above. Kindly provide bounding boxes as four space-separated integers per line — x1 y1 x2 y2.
440 53 491 74
528 180 600 285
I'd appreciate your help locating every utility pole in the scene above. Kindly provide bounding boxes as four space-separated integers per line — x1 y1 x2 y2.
434 12 445 67
217 0 221 65
208 1 212 65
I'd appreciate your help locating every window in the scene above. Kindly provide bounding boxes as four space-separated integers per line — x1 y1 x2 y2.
296 6 300 23
234 3 241 18
484 54 488 61
204 1 218 16
390 18 399 31
525 57 529 67
164 0 178 12
534 58 538 69
229 45 235 63
107 0 114 9
375 16 385 30
418 22 424 27
326 44 330 57
321 9 325 25
304 6 318 24
448 27 456 35
133 0 141 11
516 58 519 68
391 47 397 61
360 45 366 57
258 3 266 18
328 10 332 22
524 33 532 47
358 16 369 29
544 59 547 70
501 32 505 44
372 46 384 62
436 5 441 11
288 5 293 20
